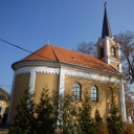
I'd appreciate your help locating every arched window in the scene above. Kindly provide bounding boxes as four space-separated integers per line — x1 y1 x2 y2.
91 86 98 102
73 83 81 100
111 46 116 57
100 47 104 58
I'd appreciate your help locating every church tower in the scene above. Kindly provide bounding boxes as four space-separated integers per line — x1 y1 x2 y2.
97 4 122 72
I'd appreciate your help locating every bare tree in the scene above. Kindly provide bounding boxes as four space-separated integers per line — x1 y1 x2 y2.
115 31 134 117
115 31 134 83
124 83 134 116
75 42 96 56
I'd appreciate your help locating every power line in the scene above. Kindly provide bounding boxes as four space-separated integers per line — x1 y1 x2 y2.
0 85 11 87
0 38 33 53
0 39 53 89
0 38 49 60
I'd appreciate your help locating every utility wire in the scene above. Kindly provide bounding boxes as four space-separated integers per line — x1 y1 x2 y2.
0 85 11 87
0 39 53 89
0 38 33 53
0 38 49 59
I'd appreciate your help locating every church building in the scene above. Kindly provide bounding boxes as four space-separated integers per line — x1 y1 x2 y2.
8 6 126 124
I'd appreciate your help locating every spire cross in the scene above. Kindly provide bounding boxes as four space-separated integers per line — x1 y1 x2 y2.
104 2 107 7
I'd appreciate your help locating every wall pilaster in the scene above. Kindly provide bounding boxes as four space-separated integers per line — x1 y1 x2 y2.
120 78 127 122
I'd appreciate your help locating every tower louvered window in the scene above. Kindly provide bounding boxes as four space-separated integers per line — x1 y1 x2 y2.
100 47 104 58
111 46 116 57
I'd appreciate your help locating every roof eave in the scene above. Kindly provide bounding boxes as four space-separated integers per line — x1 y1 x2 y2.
12 60 122 78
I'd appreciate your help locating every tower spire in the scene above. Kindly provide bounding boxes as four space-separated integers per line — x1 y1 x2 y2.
101 3 112 39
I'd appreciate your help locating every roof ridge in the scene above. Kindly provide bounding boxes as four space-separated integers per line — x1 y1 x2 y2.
21 45 48 60
15 44 119 73
49 45 59 61
48 45 112 66
49 44 98 59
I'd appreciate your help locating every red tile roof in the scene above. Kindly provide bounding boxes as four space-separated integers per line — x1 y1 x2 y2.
22 44 118 73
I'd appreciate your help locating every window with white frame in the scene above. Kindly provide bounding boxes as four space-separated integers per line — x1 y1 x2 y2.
73 83 81 100
91 86 98 102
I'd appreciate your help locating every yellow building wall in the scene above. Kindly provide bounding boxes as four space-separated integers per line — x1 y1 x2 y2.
9 73 30 123
9 71 121 124
110 61 119 70
34 73 59 104
64 75 121 122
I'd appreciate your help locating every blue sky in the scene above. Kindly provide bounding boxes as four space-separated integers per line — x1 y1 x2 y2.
0 0 134 93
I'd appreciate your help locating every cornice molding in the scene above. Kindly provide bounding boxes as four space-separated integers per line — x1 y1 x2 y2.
15 66 121 83
66 70 120 83
15 66 60 75
97 37 117 45
13 60 122 78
